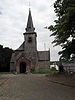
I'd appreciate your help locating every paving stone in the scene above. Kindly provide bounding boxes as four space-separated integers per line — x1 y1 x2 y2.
0 74 75 100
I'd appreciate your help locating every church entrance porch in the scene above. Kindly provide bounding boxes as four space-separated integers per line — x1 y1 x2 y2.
20 62 26 73
16 56 31 73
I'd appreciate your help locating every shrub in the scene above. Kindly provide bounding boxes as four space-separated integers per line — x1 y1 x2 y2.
50 67 57 71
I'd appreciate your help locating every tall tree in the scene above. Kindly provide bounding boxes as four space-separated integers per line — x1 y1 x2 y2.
48 0 75 61
0 45 13 72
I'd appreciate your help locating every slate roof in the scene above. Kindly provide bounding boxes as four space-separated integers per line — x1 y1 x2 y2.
16 42 24 51
25 8 35 33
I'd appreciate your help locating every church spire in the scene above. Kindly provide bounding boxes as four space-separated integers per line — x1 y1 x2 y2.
26 8 35 33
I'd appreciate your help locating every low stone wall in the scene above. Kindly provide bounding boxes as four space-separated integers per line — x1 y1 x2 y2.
62 62 75 72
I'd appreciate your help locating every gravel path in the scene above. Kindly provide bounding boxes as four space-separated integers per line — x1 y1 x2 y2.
0 74 75 100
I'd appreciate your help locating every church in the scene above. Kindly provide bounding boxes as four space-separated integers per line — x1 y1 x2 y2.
10 9 50 73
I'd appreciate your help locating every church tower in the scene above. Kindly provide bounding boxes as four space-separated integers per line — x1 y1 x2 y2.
10 8 50 74
23 8 37 70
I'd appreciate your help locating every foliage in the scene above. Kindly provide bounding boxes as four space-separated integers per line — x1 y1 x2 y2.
50 67 57 71
32 68 51 74
58 63 64 73
48 0 75 60
0 45 13 72
32 68 58 75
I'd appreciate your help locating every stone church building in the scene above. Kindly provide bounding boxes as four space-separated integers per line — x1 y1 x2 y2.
10 9 50 73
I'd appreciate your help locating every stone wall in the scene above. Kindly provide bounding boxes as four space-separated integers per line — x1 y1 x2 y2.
24 32 38 69
37 61 50 69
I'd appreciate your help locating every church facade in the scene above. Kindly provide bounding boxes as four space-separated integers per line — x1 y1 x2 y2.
10 9 50 73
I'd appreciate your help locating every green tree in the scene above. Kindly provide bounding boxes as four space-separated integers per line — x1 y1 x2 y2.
0 45 13 72
48 0 75 61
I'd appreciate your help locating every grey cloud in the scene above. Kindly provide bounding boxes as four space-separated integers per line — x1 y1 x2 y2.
0 0 61 61
0 11 2 15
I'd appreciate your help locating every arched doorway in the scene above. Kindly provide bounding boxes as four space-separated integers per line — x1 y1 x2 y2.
20 62 26 73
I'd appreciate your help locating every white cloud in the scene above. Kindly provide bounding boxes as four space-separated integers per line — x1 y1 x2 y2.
0 0 61 61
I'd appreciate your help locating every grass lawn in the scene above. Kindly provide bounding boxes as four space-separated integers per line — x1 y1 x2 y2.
32 68 58 75
0 72 12 75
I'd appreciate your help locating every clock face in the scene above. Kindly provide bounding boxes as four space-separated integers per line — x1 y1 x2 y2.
28 37 32 43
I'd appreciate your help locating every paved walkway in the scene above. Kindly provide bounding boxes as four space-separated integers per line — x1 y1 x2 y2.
47 73 75 87
0 75 9 87
0 74 75 100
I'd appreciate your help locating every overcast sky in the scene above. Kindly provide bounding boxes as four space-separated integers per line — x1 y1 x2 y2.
0 0 62 61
